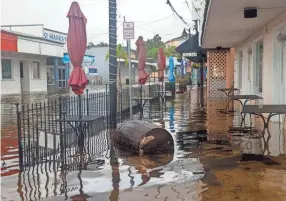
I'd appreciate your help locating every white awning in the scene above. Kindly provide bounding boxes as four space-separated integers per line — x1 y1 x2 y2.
202 0 286 49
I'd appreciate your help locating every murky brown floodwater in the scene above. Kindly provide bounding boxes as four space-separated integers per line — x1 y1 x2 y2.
1 87 286 201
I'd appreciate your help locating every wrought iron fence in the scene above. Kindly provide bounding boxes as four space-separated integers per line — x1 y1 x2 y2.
16 84 160 171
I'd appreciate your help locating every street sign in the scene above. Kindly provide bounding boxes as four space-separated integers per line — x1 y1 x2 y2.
183 52 198 57
123 22 134 40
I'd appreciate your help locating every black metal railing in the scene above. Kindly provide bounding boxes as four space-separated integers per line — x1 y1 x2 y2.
15 84 160 171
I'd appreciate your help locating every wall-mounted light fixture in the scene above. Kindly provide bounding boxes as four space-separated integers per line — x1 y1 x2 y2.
244 7 257 18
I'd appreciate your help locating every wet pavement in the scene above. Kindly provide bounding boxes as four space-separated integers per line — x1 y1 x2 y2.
1 87 286 201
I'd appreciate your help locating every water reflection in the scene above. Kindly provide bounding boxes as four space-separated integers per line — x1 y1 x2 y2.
6 137 176 201
2 88 286 201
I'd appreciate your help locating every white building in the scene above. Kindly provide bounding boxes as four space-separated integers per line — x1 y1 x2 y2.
1 29 65 95
86 46 157 85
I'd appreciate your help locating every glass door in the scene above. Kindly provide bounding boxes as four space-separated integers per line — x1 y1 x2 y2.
58 67 66 88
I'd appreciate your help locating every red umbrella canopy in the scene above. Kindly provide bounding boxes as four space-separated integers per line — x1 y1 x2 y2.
135 36 149 85
157 47 166 82
67 1 88 95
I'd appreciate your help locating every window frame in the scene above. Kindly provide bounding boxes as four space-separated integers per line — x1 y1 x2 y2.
1 59 13 80
252 37 264 95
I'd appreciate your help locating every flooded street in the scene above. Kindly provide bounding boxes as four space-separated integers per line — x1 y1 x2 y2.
1 87 286 201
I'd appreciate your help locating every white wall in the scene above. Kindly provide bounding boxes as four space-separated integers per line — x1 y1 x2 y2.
235 10 286 105
29 57 47 92
18 37 64 57
1 52 47 95
1 55 21 94
1 25 44 37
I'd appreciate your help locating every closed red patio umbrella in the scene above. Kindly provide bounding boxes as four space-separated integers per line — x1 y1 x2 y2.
136 36 149 85
67 1 88 95
157 47 166 82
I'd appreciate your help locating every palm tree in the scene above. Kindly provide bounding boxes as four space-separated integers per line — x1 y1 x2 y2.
105 44 128 88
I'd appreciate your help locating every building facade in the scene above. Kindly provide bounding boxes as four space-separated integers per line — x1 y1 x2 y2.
1 30 65 95
164 30 188 48
86 46 156 85
1 24 97 94
202 0 286 119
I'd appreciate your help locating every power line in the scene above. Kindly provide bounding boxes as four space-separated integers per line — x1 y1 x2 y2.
191 0 201 19
185 0 192 15
134 15 173 24
134 7 190 24
166 0 192 27
134 25 174 36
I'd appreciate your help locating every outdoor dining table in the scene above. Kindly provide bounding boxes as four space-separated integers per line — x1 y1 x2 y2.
56 115 105 147
132 97 154 120
229 94 263 125
242 105 286 135
217 87 240 96
217 88 240 112
229 94 263 106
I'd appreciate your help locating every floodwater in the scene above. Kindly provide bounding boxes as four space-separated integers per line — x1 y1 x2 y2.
1 87 286 201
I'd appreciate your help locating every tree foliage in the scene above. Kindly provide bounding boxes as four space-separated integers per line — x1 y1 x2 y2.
105 44 128 66
87 41 108 48
95 42 108 47
145 34 180 59
105 44 128 86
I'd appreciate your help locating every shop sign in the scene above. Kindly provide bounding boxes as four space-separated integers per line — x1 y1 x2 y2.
44 29 67 43
183 52 197 57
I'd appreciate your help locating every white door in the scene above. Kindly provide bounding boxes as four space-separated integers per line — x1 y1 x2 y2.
246 50 253 94
20 60 30 92
272 31 286 122
273 32 286 105
20 61 24 93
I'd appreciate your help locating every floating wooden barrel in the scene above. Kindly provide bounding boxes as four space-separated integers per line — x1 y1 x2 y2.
115 120 174 154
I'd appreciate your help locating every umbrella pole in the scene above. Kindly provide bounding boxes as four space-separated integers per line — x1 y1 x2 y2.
78 94 82 119
140 85 143 120
78 94 84 148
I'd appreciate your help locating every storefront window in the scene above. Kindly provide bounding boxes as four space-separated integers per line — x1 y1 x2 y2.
32 61 40 79
1 59 12 79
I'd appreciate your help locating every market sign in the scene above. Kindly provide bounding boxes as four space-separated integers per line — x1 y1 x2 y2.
183 52 197 57
123 22 134 40
43 29 67 43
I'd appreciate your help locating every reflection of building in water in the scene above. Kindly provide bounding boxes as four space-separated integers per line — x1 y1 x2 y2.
206 99 231 137
268 122 286 156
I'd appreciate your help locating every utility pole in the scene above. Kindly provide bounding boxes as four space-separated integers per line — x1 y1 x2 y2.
109 0 117 129
193 19 203 88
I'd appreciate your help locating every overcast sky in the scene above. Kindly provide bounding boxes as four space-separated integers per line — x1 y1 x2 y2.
1 0 197 47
